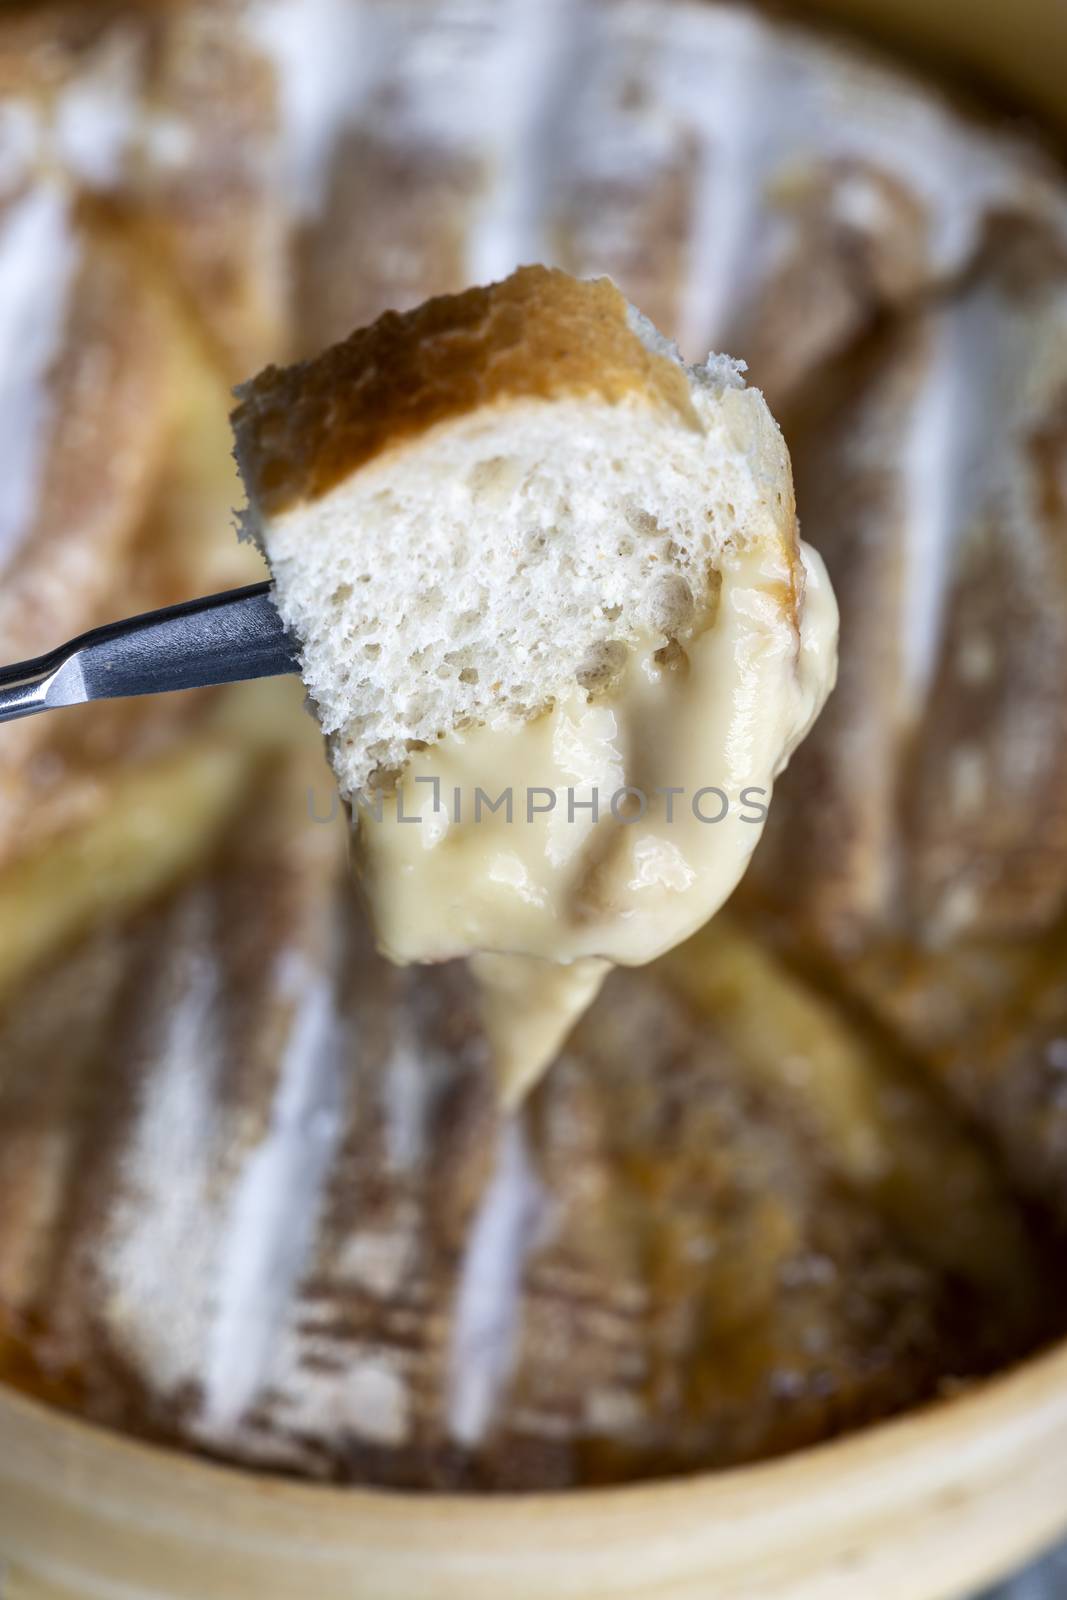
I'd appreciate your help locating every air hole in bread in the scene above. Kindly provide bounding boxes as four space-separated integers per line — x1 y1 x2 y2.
468 455 522 503
648 573 695 635
704 568 724 628
625 504 662 536
654 637 690 674
577 639 628 697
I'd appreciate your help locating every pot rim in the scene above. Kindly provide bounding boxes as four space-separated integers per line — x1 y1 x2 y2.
5 1337 1067 1600
4 1333 1067 1519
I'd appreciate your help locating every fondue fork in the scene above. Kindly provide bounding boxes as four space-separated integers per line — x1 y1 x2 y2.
0 583 299 724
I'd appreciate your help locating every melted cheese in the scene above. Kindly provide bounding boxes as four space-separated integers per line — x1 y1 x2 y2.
353 541 837 1101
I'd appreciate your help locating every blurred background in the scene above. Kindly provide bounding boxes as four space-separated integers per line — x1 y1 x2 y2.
1 2 1067 1596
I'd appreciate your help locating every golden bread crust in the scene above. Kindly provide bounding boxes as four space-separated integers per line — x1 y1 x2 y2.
231 266 700 515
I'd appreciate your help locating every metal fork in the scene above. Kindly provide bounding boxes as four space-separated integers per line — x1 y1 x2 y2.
0 583 300 724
